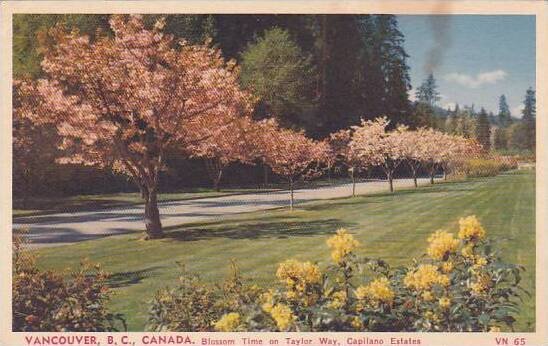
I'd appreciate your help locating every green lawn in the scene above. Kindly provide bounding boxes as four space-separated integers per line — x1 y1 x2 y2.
33 170 535 331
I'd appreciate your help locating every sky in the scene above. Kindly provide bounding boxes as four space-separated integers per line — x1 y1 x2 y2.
397 15 535 117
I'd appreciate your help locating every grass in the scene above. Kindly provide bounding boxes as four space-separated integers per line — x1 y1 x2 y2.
13 188 278 217
32 170 535 332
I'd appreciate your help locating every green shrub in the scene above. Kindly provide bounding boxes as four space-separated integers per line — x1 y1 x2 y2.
147 262 264 332
453 156 517 179
12 233 126 332
147 216 526 332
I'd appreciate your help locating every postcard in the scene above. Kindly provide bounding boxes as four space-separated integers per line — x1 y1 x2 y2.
1 1 546 345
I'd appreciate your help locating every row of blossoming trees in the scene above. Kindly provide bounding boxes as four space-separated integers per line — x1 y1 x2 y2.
14 15 482 240
334 118 482 195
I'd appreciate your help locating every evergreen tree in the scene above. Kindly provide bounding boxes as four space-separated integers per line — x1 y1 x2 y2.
159 15 218 45
417 73 441 107
355 15 411 127
521 87 536 150
313 15 364 135
413 73 440 128
374 15 412 126
493 127 508 151
413 102 436 129
475 108 491 150
356 15 385 120
498 94 512 127
488 111 497 125
445 104 460 134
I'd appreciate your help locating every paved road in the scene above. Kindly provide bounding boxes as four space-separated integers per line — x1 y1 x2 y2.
14 178 432 248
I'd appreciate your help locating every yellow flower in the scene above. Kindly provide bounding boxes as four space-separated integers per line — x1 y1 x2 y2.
285 290 297 300
326 228 360 264
404 265 450 291
475 256 488 267
427 230 459 260
421 291 434 301
458 215 486 242
262 302 273 313
440 261 454 273
329 290 347 309
423 311 440 322
214 312 241 332
470 273 491 295
470 282 483 294
355 277 395 305
276 260 321 305
276 259 321 288
489 326 501 332
261 290 275 313
270 304 295 331
351 316 363 330
438 297 451 309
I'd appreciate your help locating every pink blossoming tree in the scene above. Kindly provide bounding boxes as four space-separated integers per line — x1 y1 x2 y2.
188 116 258 191
260 121 328 210
14 15 254 239
350 117 406 193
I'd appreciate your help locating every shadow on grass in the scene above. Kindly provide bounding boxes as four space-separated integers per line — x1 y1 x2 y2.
107 266 163 288
305 182 479 212
163 218 354 242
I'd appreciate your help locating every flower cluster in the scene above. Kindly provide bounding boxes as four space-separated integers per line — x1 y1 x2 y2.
214 312 241 332
269 304 295 330
426 230 459 260
326 228 360 264
404 264 450 291
469 273 492 295
276 259 322 287
458 215 486 242
276 259 321 305
355 277 395 308
328 290 347 309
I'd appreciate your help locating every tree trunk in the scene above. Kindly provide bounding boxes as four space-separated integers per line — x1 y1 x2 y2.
213 169 223 192
429 162 436 185
413 170 418 188
205 159 223 192
351 169 356 197
388 172 394 193
289 178 294 211
442 163 449 180
263 162 269 188
143 188 163 239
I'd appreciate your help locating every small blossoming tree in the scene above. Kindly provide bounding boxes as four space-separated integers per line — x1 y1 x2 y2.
350 117 406 193
15 15 253 239
260 121 328 210
326 129 364 197
187 116 258 191
398 127 430 188
421 130 481 184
